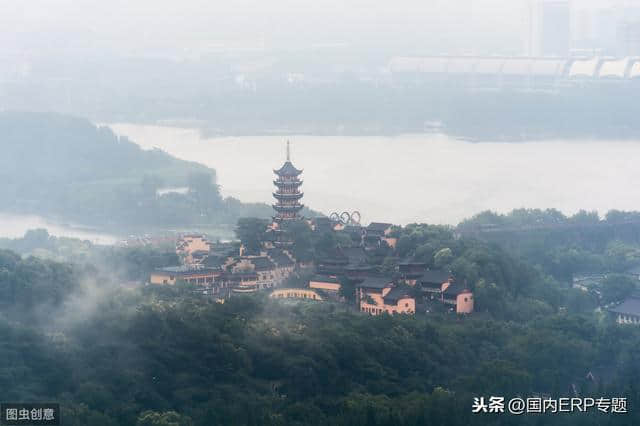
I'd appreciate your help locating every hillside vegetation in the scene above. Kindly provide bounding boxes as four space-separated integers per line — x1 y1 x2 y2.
1 221 640 425
0 111 273 230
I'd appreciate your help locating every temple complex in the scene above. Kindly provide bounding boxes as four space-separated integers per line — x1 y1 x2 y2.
147 141 474 316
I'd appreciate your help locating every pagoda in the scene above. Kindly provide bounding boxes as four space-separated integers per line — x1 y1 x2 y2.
273 141 304 223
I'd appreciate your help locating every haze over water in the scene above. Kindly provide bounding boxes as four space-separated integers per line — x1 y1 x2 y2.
111 123 640 225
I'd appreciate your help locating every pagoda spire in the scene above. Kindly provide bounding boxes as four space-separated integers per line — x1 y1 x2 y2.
286 140 290 161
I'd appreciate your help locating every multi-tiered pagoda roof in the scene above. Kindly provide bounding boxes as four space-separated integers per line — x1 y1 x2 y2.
272 141 304 223
274 161 302 176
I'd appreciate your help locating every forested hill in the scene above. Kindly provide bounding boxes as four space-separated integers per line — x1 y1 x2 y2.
0 111 273 229
0 112 210 183
2 245 640 426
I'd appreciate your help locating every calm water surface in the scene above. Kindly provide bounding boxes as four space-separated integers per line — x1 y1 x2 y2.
110 123 640 225
0 213 118 245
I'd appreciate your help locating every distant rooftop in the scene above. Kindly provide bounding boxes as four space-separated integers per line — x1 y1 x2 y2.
311 275 341 284
443 281 471 297
357 276 393 289
250 256 277 271
267 249 295 267
419 269 452 285
609 296 640 316
384 286 413 304
367 222 393 232
155 266 219 275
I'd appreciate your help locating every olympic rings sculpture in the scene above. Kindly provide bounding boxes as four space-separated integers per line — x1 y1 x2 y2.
329 211 361 225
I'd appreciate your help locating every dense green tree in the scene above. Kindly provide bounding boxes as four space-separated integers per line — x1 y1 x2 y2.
235 218 270 255
433 247 453 268
136 411 193 426
601 274 637 304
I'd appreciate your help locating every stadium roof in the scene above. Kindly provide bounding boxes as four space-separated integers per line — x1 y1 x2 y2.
569 58 601 78
599 58 633 78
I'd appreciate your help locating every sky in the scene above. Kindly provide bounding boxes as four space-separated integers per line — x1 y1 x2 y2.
1 0 621 54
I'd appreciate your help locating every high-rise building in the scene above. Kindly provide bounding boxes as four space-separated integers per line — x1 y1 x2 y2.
539 1 571 56
528 1 571 57
617 20 640 56
593 8 618 55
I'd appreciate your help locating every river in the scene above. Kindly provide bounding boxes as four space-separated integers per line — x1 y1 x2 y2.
110 123 640 225
0 213 119 245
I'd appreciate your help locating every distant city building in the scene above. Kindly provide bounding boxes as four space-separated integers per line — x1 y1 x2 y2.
533 1 571 57
617 20 640 56
572 6 640 57
594 8 618 54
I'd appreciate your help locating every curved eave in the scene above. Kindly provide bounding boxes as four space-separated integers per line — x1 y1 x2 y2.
274 170 303 177
274 179 303 185
273 204 304 211
273 192 304 200
274 161 303 176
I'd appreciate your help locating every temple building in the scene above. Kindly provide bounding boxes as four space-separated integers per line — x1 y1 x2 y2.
270 288 324 301
176 234 212 265
224 249 297 293
150 265 222 286
398 259 428 286
363 222 398 249
149 266 225 296
418 270 474 314
609 295 640 325
273 141 304 223
356 276 416 316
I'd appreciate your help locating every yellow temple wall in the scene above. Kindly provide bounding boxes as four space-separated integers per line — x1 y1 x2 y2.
456 292 474 314
309 281 341 292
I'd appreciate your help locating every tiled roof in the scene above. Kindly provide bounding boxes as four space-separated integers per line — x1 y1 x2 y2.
420 269 452 285
317 247 349 263
442 281 471 297
250 256 277 271
610 297 640 316
357 276 393 289
311 275 341 284
343 246 367 265
267 249 295 267
224 272 259 281
383 287 413 304
274 161 302 176
367 222 393 232
155 266 219 276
